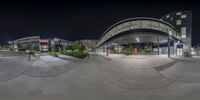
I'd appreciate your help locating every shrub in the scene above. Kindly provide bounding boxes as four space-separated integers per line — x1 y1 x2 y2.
121 48 133 55
26 50 36 57
49 51 59 57
63 51 89 58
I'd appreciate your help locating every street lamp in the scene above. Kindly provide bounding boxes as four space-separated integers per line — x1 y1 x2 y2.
8 41 12 44
51 40 54 52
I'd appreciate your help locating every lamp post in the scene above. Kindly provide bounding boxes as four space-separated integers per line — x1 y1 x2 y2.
51 40 54 52
168 31 172 57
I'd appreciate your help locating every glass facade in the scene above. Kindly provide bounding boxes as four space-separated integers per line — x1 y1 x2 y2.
15 36 40 51
97 11 192 56
161 11 192 47
97 18 179 47
14 36 70 52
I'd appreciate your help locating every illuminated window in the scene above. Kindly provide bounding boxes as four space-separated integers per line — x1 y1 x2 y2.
176 12 181 15
176 20 182 25
181 27 186 38
166 15 170 18
181 15 187 18
141 20 150 28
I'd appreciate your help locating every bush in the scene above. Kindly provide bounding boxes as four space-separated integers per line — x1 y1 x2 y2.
63 51 89 58
121 48 133 55
49 51 59 57
26 50 36 57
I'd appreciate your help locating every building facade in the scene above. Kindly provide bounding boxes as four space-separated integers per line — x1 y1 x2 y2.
161 11 192 55
14 36 70 52
51 38 71 52
73 40 98 52
97 11 192 57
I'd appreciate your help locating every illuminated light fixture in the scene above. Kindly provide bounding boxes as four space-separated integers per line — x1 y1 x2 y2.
136 37 139 42
166 15 170 18
111 43 117 45
8 41 12 44
169 31 172 36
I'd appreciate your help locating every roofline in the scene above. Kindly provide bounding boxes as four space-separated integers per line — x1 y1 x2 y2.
99 17 178 40
14 36 40 42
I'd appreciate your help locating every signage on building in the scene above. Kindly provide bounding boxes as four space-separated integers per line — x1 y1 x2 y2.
177 44 183 48
40 39 49 45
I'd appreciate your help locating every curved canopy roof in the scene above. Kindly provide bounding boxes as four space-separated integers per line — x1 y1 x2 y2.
97 17 181 47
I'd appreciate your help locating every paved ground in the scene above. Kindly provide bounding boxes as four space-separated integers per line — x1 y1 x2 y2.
23 55 80 77
1 51 200 100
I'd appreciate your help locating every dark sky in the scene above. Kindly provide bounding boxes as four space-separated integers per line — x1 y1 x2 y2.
0 1 199 46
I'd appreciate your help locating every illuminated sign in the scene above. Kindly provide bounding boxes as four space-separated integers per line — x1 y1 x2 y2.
40 39 49 44
177 44 183 48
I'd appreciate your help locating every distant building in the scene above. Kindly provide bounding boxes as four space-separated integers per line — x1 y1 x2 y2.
51 38 71 52
13 36 70 52
73 40 98 52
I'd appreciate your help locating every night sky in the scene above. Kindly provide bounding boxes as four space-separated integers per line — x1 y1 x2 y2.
0 1 199 46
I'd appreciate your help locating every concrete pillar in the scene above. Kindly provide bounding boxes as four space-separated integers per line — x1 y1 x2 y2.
174 41 177 55
157 36 160 55
117 43 120 54
172 41 174 55
168 37 170 57
106 42 109 56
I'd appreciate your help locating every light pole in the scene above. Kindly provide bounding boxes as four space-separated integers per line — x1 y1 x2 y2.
168 31 172 57
51 40 54 52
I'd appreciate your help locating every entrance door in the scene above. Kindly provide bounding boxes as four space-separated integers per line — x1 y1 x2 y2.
177 48 183 56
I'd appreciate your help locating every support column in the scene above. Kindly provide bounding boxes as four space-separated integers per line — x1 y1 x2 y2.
117 43 120 54
172 41 174 55
157 36 160 55
174 41 177 55
168 37 170 57
152 43 153 52
106 42 109 56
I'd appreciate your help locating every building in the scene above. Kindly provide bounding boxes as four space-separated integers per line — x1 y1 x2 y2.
97 11 192 57
14 36 40 51
13 36 70 52
51 38 71 52
161 11 192 56
73 40 98 52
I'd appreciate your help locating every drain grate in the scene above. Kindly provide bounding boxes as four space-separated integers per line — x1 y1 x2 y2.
154 61 177 71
